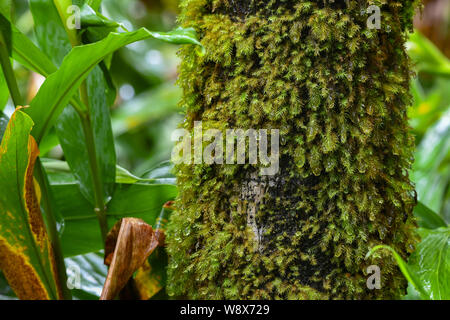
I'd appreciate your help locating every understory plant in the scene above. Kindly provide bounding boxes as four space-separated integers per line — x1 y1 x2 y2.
0 0 201 299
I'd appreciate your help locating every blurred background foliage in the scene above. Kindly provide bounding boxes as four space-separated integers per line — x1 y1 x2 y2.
0 0 449 299
409 0 450 224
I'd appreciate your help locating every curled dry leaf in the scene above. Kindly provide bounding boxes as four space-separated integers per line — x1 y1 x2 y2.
100 218 159 300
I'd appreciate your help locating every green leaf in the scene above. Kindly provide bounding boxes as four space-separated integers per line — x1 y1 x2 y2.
42 158 174 185
79 2 120 44
410 228 450 300
80 3 118 28
0 13 23 107
55 67 116 204
141 160 176 185
414 201 447 229
25 26 203 143
86 0 102 11
115 166 155 184
65 251 107 300
367 227 450 300
0 1 11 20
8 23 57 76
412 109 450 217
31 0 116 205
0 13 89 116
38 128 60 156
407 31 450 77
30 0 72 66
402 283 422 300
366 245 428 299
0 109 64 299
53 182 177 257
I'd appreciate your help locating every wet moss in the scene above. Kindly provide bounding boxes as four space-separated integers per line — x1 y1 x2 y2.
166 0 420 299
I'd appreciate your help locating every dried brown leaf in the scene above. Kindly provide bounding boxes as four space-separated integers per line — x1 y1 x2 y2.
100 218 159 300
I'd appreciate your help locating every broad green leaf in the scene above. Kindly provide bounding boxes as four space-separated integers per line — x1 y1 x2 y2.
366 245 428 299
117 160 176 185
80 5 119 44
30 0 72 66
367 227 450 300
39 128 60 156
0 13 22 107
7 21 57 76
141 160 176 185
0 109 64 299
0 1 11 19
414 201 447 230
31 0 116 205
116 165 155 184
55 67 116 204
79 3 118 28
53 182 177 257
65 251 107 300
42 158 174 185
414 110 450 172
25 26 203 143
86 0 102 11
412 110 450 217
402 283 422 300
0 14 87 114
41 158 76 185
409 228 450 300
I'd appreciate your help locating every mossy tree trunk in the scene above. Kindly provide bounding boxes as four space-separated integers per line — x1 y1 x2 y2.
167 0 420 299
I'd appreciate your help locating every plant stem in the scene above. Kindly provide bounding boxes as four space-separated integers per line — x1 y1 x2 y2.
79 110 109 242
54 0 109 243
0 30 23 106
35 158 72 300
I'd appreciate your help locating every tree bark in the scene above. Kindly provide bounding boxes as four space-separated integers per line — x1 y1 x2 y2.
167 0 420 299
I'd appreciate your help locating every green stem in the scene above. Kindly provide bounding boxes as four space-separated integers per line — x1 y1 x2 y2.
0 30 22 106
79 110 109 242
54 0 109 243
35 158 72 300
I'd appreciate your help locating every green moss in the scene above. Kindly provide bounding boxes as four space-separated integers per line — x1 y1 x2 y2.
166 0 420 299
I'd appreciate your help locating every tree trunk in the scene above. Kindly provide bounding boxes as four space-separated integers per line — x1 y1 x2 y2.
167 0 420 299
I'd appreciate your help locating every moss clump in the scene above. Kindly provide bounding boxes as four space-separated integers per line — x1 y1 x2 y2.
166 0 420 299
